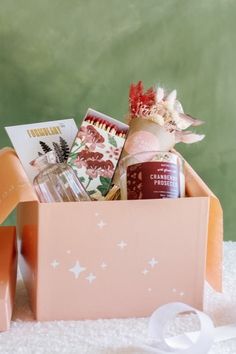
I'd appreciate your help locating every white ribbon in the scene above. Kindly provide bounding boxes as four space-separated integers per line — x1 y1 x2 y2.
141 302 236 354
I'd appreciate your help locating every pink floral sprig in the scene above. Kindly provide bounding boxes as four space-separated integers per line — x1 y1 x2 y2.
105 146 122 160
75 149 114 179
86 159 114 179
77 125 105 150
129 81 205 144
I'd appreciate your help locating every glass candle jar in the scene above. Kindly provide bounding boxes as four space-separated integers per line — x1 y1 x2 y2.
32 151 90 203
119 151 185 200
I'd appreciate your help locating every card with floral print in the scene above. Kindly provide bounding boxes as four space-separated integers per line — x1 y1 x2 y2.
67 109 129 200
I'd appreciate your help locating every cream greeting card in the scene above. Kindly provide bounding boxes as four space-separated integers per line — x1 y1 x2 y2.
5 119 78 182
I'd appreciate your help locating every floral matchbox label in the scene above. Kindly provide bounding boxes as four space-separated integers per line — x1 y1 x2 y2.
67 109 129 200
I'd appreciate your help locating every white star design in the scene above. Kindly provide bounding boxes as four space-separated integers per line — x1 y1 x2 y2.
86 273 96 284
97 220 107 229
51 260 59 268
172 288 177 293
180 292 185 297
117 241 127 249
148 258 158 268
69 261 86 279
142 269 149 275
101 262 108 269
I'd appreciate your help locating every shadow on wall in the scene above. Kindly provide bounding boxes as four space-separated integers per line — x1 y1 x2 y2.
0 30 49 124
0 31 44 226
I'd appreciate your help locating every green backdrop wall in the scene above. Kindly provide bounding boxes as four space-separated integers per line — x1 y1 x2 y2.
0 0 235 240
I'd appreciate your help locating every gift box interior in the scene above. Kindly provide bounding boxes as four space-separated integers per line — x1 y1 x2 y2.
0 148 223 321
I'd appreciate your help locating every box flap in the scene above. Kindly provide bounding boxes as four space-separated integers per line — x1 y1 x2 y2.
185 159 223 292
0 226 17 331
0 148 38 224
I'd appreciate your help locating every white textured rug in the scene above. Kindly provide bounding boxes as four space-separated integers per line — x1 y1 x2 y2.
1 242 236 354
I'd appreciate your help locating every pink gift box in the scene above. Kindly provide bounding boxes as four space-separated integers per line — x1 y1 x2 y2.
0 148 223 321
0 226 17 331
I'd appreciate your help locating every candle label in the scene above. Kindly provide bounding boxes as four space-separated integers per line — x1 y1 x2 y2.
127 161 180 199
